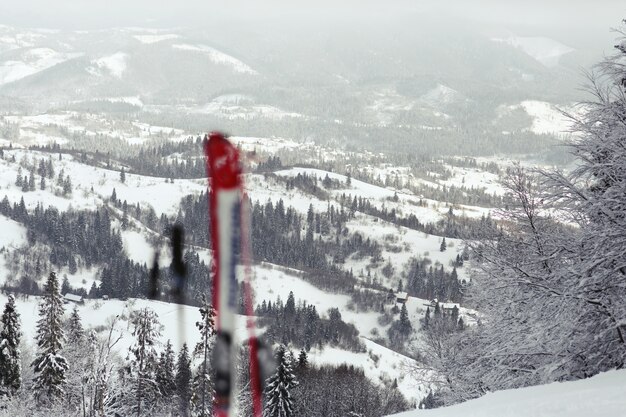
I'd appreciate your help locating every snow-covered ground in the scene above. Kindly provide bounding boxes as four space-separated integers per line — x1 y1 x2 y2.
387 369 626 417
0 47 81 85
172 43 257 75
87 52 128 78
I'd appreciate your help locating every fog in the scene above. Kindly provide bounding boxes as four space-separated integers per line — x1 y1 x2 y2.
1 0 624 36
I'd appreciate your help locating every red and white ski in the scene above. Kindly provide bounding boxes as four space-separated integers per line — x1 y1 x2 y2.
204 132 263 417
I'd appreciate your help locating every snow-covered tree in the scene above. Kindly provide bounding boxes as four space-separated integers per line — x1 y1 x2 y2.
297 349 308 369
191 296 216 417
264 344 298 417
32 271 69 402
64 305 89 411
0 294 22 395
128 307 161 416
176 343 192 417
156 339 176 401
66 305 84 345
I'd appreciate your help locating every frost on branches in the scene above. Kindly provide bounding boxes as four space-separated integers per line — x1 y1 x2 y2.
127 307 162 416
0 294 22 395
431 22 626 406
264 344 298 417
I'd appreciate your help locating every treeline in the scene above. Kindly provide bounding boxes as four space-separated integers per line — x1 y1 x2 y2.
177 192 362 294
256 292 363 352
294 364 409 416
405 260 465 304
0 197 211 305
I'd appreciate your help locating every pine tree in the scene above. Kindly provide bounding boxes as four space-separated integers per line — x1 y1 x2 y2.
175 343 192 417
129 307 161 416
297 349 308 369
67 305 84 345
192 296 216 417
28 170 35 191
63 177 72 196
64 305 86 409
120 167 126 184
15 167 22 187
32 272 69 402
440 237 447 252
399 303 412 335
264 344 298 417
40 175 46 190
61 275 71 296
155 339 176 400
0 294 22 395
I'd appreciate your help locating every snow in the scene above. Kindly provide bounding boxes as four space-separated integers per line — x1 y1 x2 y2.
492 36 574 67
95 96 144 107
133 34 179 44
420 85 464 106
0 215 27 250
387 369 626 417
1 149 206 216
121 230 157 266
191 101 302 120
172 43 257 75
0 48 81 85
311 338 430 405
0 215 28 284
88 52 128 78
519 100 572 136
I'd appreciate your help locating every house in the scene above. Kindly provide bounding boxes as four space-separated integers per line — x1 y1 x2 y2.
63 293 84 304
396 292 408 304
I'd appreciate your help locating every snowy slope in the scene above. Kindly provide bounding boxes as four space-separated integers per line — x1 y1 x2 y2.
172 44 257 75
87 52 128 78
387 369 626 417
0 48 81 85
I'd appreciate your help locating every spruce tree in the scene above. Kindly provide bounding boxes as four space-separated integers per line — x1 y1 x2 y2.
440 237 447 252
264 344 298 417
297 349 308 369
120 167 126 184
0 294 22 395
156 339 176 400
175 343 192 417
192 296 216 417
32 272 69 402
67 305 84 345
129 307 161 416
399 303 412 335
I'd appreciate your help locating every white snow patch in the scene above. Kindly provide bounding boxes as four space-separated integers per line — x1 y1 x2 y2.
89 52 128 78
172 43 257 74
0 48 81 85
519 100 572 136
133 34 179 44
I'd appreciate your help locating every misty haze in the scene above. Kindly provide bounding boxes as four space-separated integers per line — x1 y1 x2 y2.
0 2 625 417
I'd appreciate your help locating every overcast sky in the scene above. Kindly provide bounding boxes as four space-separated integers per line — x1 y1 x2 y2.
0 0 623 30
0 0 624 53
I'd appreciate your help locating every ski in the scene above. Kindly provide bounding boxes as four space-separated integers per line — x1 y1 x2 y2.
203 132 263 417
